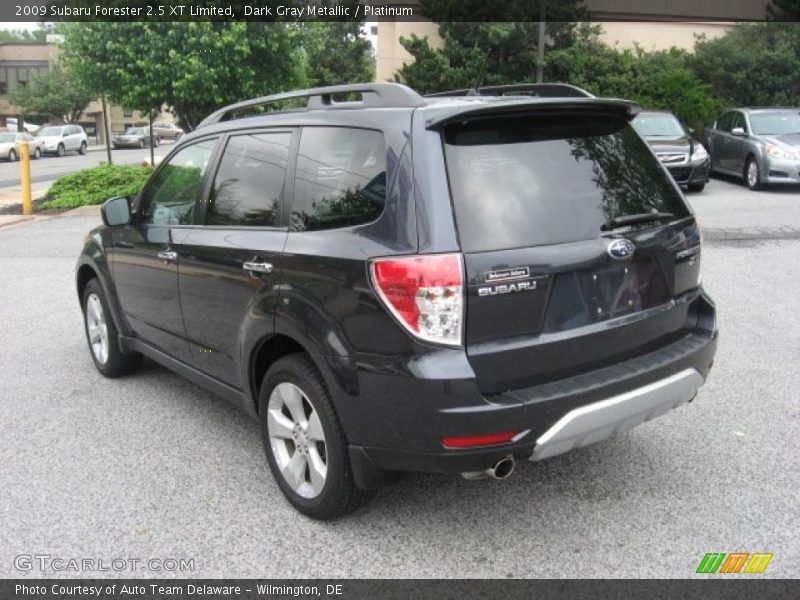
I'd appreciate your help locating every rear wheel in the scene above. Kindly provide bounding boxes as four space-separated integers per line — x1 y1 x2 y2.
82 278 142 378
259 354 371 520
8 149 16 162
745 157 761 190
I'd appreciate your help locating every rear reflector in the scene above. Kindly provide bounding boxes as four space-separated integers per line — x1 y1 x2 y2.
370 253 464 346
441 431 518 449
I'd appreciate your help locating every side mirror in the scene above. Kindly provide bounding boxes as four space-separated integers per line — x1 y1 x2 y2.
101 196 131 227
731 127 746 136
687 127 696 136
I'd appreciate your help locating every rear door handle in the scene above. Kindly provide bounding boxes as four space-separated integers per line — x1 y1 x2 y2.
158 250 178 263
243 261 273 274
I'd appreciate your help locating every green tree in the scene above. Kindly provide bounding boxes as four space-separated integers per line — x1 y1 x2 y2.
0 27 47 43
301 22 374 86
394 0 587 93
690 23 800 107
546 27 723 130
61 22 307 130
8 63 93 123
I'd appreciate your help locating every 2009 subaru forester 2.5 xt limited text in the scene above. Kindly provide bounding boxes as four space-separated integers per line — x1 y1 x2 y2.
76 83 718 519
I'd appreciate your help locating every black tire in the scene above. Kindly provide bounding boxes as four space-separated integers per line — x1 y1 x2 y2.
82 278 142 378
8 149 16 162
687 182 706 192
138 139 144 148
745 156 762 191
259 354 372 520
56 143 65 157
78 141 87 155
33 147 41 160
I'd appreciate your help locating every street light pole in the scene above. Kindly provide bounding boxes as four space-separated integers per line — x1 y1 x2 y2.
149 108 155 167
536 0 547 83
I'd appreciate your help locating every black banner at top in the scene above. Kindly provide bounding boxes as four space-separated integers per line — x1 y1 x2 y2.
0 0 785 23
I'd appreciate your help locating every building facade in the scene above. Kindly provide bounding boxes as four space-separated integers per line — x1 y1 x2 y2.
0 42 169 143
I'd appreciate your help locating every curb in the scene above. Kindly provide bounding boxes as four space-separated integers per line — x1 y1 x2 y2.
64 205 102 216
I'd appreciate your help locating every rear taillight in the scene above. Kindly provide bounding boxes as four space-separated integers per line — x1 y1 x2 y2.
370 253 464 346
441 431 519 449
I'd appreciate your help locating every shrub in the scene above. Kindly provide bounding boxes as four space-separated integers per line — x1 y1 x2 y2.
42 163 153 210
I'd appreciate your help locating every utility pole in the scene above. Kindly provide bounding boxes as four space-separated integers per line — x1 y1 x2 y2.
101 95 112 165
149 109 155 167
536 0 547 83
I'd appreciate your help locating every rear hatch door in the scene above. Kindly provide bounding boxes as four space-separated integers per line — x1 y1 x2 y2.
439 106 703 393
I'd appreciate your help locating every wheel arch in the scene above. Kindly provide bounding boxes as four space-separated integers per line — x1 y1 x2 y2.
248 334 321 414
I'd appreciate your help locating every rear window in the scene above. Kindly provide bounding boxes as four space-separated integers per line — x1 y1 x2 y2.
443 114 690 252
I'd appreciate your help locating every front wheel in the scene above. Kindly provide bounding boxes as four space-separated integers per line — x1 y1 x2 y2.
259 354 372 520
82 278 142 378
8 149 16 162
78 141 87 155
33 147 41 159
745 157 762 191
56 144 65 157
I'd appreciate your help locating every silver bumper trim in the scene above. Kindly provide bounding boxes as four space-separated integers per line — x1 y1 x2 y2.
530 368 704 461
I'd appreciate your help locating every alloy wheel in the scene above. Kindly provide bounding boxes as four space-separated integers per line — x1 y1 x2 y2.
267 382 328 499
747 161 759 189
85 293 109 364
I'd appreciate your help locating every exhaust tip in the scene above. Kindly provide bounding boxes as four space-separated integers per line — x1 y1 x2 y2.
491 456 515 479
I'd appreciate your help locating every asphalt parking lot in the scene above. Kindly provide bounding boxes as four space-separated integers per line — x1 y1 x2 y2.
0 176 798 579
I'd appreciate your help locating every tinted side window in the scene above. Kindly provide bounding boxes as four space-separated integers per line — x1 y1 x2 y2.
291 127 386 232
732 112 747 132
207 132 290 227
139 138 217 226
717 112 733 132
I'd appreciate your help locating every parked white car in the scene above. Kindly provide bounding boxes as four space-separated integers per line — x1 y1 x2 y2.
36 124 88 157
5 118 40 134
0 131 45 161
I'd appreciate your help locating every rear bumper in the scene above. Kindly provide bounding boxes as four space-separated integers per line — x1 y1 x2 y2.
340 294 718 488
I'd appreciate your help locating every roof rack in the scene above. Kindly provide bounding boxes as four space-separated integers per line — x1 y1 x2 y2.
425 83 594 99
196 83 425 129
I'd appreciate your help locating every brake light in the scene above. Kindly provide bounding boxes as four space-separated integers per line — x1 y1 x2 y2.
370 253 464 346
441 431 519 448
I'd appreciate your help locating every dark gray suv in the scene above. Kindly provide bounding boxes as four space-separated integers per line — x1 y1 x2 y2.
76 83 717 519
707 107 800 190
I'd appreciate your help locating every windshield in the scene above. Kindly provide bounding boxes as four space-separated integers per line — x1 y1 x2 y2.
39 127 63 137
0 133 15 142
443 114 690 252
632 113 686 137
125 128 144 135
749 112 800 135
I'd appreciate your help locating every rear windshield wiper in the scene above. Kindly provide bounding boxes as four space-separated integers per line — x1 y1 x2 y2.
602 212 675 231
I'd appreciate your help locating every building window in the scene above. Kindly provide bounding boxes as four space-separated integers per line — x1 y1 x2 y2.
0 82 7 95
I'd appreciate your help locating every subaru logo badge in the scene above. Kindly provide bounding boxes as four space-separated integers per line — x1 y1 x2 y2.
607 238 635 260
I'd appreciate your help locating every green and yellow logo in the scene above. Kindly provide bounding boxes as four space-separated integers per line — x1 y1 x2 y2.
696 552 773 574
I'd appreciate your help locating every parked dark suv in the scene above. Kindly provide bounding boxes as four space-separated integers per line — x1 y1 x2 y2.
76 83 718 519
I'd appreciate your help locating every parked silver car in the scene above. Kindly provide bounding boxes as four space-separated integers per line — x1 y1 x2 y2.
0 131 45 161
707 108 800 190
151 122 184 140
37 124 89 157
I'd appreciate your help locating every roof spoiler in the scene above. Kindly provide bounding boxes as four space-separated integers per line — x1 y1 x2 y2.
196 83 425 129
424 98 642 129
